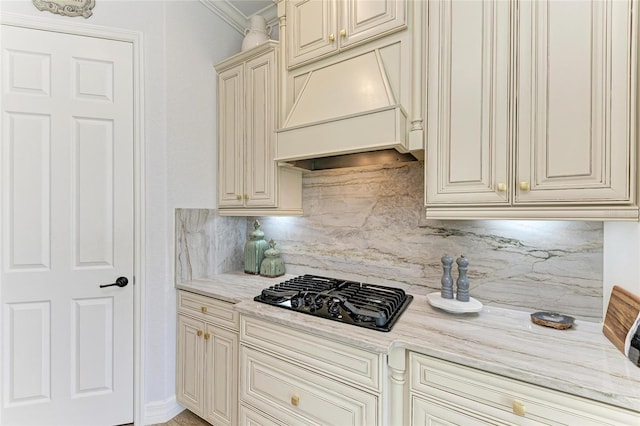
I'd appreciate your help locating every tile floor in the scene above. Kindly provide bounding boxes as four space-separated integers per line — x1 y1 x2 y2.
121 409 210 426
151 409 210 426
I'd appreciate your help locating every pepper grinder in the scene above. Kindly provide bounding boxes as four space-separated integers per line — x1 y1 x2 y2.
440 254 454 299
456 255 469 302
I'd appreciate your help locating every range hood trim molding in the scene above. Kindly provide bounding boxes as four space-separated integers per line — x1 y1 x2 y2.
275 105 409 162
275 104 406 133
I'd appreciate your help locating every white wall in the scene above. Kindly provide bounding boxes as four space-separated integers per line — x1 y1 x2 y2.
603 223 640 316
162 0 242 420
0 1 242 422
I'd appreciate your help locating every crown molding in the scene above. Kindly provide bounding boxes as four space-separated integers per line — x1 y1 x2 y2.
200 0 277 35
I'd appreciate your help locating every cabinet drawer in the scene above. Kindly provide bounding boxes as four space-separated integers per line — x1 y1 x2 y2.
410 352 639 425
411 394 513 426
241 316 382 391
241 345 378 426
239 403 285 426
178 290 238 331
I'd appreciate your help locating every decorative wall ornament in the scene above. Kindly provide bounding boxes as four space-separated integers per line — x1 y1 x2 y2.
32 0 95 18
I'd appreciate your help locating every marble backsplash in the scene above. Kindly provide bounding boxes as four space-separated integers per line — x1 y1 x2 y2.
176 161 604 321
175 209 246 282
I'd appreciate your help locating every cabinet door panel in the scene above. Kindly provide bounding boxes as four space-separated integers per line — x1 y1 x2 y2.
341 0 406 48
287 0 338 68
217 64 245 207
411 395 512 426
245 51 277 207
205 325 238 426
240 345 378 426
516 0 634 204
176 315 205 416
239 404 285 426
426 0 510 205
241 316 381 390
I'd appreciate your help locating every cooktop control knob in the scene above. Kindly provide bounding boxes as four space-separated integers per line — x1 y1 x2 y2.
303 293 314 308
327 300 340 316
290 296 302 309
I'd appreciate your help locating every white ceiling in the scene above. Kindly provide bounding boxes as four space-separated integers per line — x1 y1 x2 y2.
229 0 274 16
200 0 277 35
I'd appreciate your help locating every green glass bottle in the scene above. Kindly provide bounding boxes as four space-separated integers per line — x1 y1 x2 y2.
260 239 286 278
244 219 269 274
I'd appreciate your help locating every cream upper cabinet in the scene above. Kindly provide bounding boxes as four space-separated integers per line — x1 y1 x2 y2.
216 42 302 216
425 0 638 220
217 63 244 208
286 0 337 67
286 0 407 68
425 0 511 207
515 0 633 205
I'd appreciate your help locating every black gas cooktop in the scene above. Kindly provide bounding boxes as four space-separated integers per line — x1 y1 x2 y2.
254 274 413 332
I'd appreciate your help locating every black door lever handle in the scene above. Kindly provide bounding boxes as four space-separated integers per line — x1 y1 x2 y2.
100 277 129 288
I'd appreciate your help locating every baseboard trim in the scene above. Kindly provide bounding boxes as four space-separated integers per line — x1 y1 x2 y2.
143 395 184 425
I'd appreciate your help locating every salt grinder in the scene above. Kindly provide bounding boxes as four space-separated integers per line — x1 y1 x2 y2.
440 254 454 299
456 255 470 302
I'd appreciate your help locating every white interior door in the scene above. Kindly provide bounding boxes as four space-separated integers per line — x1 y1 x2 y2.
1 24 134 425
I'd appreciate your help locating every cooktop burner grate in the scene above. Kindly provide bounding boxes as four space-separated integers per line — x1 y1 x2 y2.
254 274 413 332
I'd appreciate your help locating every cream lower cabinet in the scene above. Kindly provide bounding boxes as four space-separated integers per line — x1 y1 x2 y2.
238 315 388 425
215 41 302 216
425 0 638 220
176 291 239 426
410 353 639 426
285 0 407 69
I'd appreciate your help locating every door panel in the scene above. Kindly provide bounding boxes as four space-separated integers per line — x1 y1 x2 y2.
245 51 277 208
4 112 51 270
176 314 205 416
71 297 114 397
3 301 51 406
516 0 633 203
411 395 499 426
4 48 51 96
73 117 114 267
217 64 245 207
72 57 114 102
287 0 337 67
205 325 238 426
342 0 406 48
425 0 511 205
1 25 134 425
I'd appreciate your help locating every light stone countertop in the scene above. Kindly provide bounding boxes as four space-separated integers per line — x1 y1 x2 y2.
176 272 640 413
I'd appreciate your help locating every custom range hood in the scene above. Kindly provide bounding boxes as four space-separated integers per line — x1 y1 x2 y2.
275 50 418 170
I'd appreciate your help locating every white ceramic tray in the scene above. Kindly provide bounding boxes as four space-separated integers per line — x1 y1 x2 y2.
427 292 483 314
